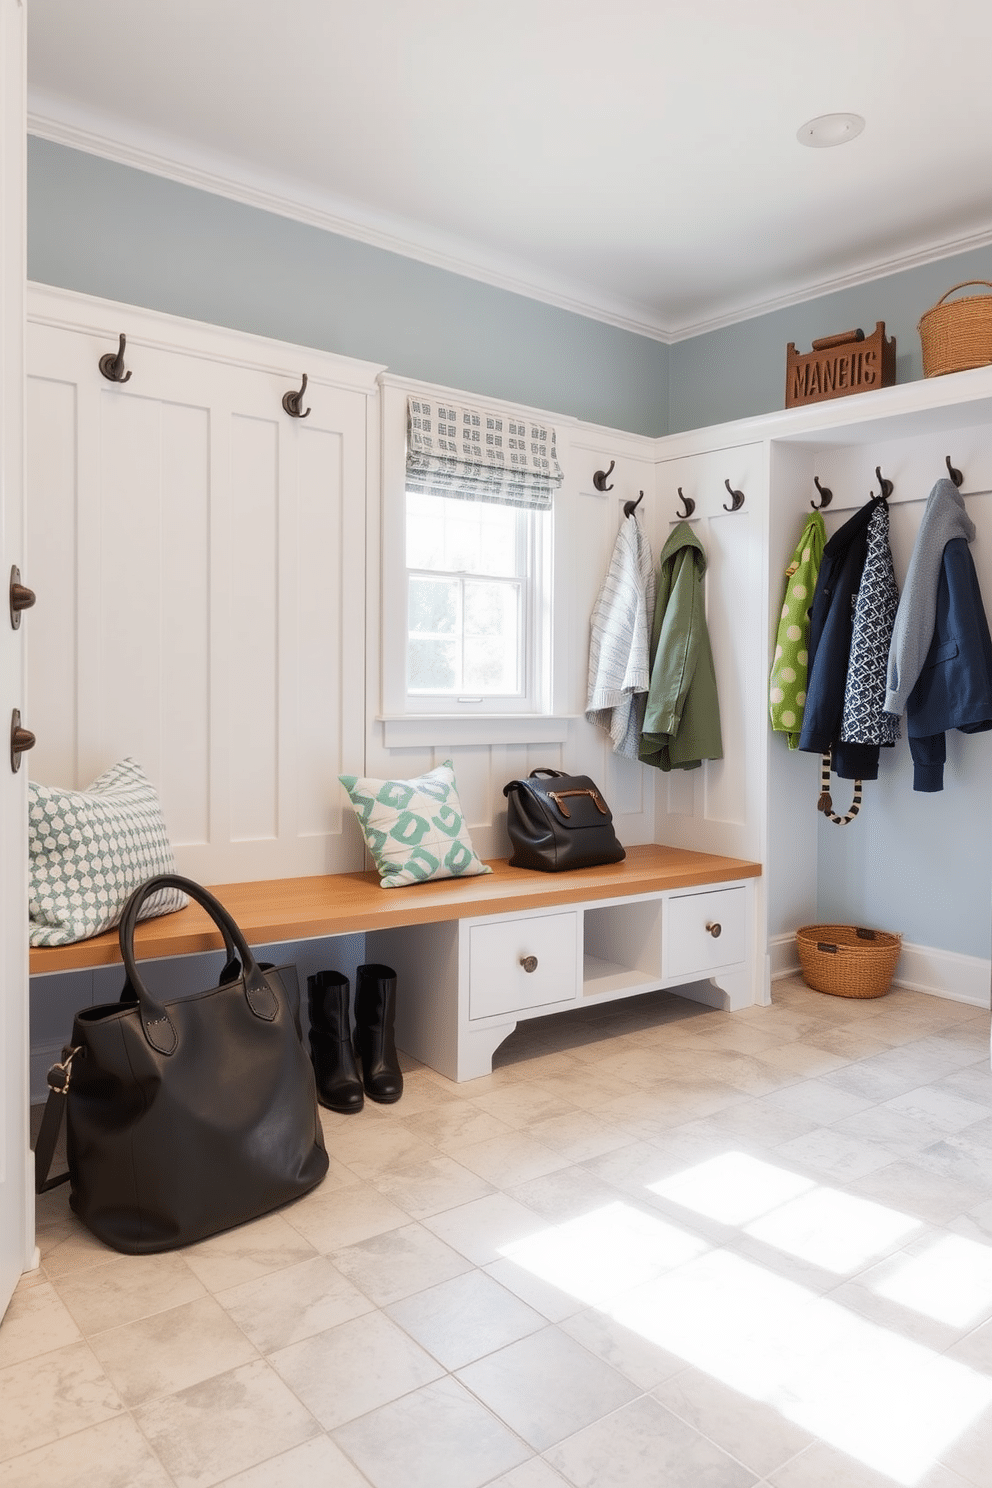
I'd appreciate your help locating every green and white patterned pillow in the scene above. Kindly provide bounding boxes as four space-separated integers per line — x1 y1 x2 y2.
29 758 188 947
339 759 492 889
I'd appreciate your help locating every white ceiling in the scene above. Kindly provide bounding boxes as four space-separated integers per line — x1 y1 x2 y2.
25 0 992 341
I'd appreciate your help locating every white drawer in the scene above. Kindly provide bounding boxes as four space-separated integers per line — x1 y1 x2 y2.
663 886 746 980
469 911 580 1020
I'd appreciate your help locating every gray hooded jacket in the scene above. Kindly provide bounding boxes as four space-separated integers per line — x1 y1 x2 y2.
883 478 975 719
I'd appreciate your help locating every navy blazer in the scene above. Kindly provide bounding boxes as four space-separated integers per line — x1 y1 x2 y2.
905 537 992 791
799 497 886 780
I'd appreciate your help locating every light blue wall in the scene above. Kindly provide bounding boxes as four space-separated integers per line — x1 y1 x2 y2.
669 246 992 433
26 138 992 963
27 138 669 437
814 737 992 962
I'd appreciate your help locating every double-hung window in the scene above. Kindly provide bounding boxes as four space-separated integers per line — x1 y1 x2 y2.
406 490 537 705
389 393 562 723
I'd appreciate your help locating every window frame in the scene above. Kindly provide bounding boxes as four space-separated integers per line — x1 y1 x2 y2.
377 377 571 748
404 488 546 713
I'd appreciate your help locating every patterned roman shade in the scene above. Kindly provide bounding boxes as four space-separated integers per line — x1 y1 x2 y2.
406 395 563 510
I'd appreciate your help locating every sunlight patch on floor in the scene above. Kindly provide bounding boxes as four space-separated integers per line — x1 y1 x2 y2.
499 1150 992 1486
499 1200 708 1309
649 1151 922 1271
875 1232 992 1329
744 1186 922 1273
647 1150 816 1226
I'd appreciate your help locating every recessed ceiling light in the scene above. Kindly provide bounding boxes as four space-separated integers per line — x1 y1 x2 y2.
797 113 865 148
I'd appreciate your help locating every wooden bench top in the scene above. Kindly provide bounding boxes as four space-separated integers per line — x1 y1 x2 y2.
29 843 761 976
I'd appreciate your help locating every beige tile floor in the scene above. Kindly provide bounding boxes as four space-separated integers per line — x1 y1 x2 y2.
4 976 992 1488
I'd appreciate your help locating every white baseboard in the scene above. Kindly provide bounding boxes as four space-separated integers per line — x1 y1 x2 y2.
770 933 802 983
770 932 991 1010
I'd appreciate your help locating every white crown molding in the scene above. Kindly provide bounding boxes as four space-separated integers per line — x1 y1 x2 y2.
667 224 992 342
27 101 674 344
28 99 992 349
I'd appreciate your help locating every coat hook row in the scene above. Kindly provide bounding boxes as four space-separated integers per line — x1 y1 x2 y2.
98 332 131 384
675 487 696 519
811 475 833 510
723 479 745 512
282 373 311 419
624 490 644 518
812 461 960 509
592 459 615 492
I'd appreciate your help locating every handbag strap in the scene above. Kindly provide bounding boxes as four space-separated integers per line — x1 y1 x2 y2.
118 875 278 1055
33 1046 80 1194
502 768 565 799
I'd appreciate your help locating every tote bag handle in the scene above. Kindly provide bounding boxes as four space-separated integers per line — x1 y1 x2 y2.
118 875 278 1055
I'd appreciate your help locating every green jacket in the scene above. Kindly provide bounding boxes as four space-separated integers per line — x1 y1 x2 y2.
769 510 826 748
639 522 723 771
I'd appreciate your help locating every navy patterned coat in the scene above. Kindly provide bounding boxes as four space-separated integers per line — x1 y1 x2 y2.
798 497 890 780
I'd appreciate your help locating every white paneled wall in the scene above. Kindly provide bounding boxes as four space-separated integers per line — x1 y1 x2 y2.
651 441 770 864
27 286 383 882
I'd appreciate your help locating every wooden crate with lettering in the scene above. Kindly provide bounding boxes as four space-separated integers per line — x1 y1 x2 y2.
785 322 895 408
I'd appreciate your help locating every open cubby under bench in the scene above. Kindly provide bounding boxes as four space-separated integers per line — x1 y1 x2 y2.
29 844 762 1081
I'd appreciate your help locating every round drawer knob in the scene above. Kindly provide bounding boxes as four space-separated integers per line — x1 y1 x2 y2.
520 955 538 973
706 922 722 938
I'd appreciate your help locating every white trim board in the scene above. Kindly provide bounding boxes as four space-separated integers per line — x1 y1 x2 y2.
27 282 385 391
771 932 991 1010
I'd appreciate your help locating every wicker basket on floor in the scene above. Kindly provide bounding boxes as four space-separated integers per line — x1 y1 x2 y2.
918 281 992 377
795 924 902 999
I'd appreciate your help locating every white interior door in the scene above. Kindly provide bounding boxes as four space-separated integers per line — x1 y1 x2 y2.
0 0 34 1321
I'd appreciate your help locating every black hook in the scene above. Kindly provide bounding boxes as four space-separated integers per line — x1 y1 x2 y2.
592 460 615 492
675 487 696 519
811 476 833 510
98 333 131 384
282 373 311 419
623 490 644 518
874 465 893 501
945 455 964 488
723 479 745 512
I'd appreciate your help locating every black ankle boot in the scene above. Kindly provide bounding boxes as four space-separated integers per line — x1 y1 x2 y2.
354 963 403 1104
307 971 364 1114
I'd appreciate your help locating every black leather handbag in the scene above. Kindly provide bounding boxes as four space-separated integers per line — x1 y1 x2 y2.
502 768 625 872
34 875 328 1254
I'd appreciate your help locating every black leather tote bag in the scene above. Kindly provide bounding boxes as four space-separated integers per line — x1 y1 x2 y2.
35 874 328 1254
502 768 626 872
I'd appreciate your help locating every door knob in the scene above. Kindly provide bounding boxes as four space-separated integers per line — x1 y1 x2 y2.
9 565 36 629
10 709 36 772
706 922 722 938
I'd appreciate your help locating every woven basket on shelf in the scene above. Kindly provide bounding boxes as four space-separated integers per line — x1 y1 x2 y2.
918 281 992 377
795 924 902 999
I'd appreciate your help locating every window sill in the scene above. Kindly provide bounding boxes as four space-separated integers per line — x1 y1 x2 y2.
378 714 575 749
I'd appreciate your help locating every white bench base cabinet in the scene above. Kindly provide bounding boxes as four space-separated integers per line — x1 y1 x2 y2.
371 878 758 1082
29 846 763 1086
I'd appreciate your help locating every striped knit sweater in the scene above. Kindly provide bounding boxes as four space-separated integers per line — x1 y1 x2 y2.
586 513 656 759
